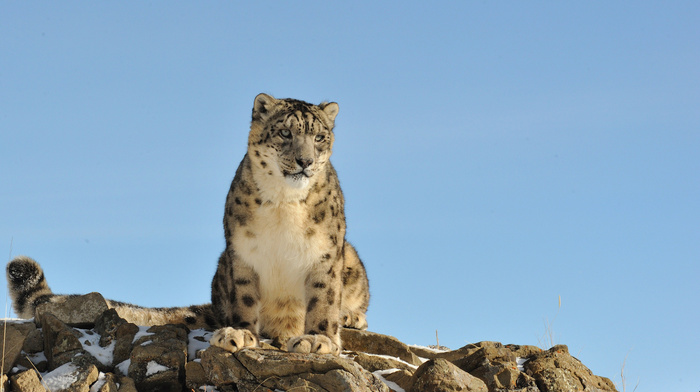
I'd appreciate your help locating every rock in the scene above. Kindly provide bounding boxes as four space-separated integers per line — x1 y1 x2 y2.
200 346 253 386
341 328 422 366
94 373 120 392
525 345 617 392
241 348 390 392
116 376 138 392
41 363 99 392
350 351 416 373
10 369 44 392
505 344 543 359
185 360 207 390
201 347 390 391
409 345 453 359
62 364 99 392
35 292 109 328
23 327 44 353
16 351 48 373
382 369 414 392
94 309 129 348
113 322 139 366
127 324 188 391
409 358 488 392
0 320 36 372
452 342 527 391
41 312 84 369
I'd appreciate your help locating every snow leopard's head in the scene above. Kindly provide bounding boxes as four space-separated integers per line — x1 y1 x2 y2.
247 93 338 189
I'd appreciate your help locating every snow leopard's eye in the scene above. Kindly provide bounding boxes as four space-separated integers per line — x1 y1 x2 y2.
315 134 326 143
280 129 292 138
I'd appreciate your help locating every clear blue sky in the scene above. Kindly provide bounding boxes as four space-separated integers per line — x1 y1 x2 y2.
2 2 698 391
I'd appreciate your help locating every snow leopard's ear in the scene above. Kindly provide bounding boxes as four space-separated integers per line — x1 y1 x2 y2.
253 93 279 122
319 102 339 123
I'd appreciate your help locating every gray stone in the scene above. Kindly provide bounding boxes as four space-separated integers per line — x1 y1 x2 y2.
0 320 36 373
350 351 415 372
95 373 119 392
112 322 139 366
524 345 617 392
409 358 488 392
185 360 207 390
10 369 44 392
341 328 422 366
127 324 188 392
22 327 44 353
41 312 84 369
199 346 255 386
383 369 414 392
35 292 109 328
58 364 99 392
94 309 128 348
116 376 138 392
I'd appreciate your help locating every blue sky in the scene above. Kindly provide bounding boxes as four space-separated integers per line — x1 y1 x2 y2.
1 2 698 391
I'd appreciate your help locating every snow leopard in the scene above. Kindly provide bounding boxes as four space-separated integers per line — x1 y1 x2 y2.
6 93 370 356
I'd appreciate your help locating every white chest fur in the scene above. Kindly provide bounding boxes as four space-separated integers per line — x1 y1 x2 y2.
232 201 323 301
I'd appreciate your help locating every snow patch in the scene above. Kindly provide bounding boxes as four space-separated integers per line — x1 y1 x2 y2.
359 352 420 369
146 361 170 376
409 344 450 353
76 328 115 366
89 372 107 392
132 326 155 344
116 359 131 376
516 357 528 371
188 329 213 360
373 369 406 392
42 362 80 391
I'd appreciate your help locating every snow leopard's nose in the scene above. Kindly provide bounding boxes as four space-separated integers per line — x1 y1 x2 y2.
296 157 314 169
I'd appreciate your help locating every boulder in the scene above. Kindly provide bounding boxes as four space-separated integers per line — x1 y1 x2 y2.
200 346 389 391
127 324 188 392
10 369 44 392
41 363 99 392
409 358 488 392
381 369 414 392
41 312 84 369
350 351 415 372
112 322 139 366
341 328 422 366
524 345 617 392
0 320 36 373
93 372 120 392
35 292 109 328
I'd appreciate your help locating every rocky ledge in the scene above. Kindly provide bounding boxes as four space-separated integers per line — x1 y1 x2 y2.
0 293 617 392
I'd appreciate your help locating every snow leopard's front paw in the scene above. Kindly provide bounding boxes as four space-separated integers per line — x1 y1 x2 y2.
287 334 341 355
341 309 368 330
210 327 258 353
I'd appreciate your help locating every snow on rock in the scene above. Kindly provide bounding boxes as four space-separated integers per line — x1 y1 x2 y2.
89 372 107 392
42 362 80 391
116 359 131 376
146 360 171 376
76 328 115 367
132 326 155 344
188 329 213 359
373 369 407 392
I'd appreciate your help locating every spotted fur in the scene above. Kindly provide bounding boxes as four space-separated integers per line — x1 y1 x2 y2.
6 256 216 328
5 93 369 355
210 93 369 354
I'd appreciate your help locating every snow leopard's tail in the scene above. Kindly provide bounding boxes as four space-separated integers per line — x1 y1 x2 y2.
6 256 217 329
6 255 55 319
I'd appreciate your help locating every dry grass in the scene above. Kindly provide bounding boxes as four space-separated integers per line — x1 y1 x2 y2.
619 350 639 392
538 295 561 349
